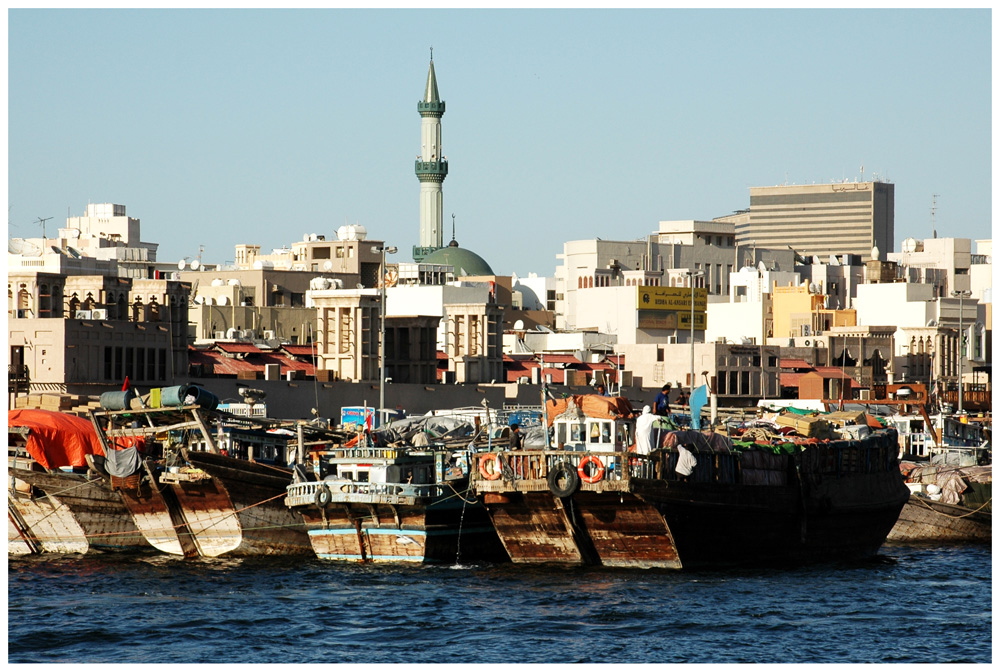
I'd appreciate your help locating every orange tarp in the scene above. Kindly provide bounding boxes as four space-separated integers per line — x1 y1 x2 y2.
8 409 105 469
545 395 635 427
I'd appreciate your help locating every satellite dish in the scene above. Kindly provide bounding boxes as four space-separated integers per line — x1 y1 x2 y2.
323 260 333 272
217 295 229 305
178 259 187 270
808 282 819 293
513 319 525 330
190 259 201 271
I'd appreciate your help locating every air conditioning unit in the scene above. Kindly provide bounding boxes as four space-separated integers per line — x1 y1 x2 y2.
214 331 226 340
666 335 678 344
859 389 871 400
75 310 93 319
263 330 275 340
90 309 108 320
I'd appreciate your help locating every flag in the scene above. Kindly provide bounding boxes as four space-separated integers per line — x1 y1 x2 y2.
689 384 709 430
122 376 130 392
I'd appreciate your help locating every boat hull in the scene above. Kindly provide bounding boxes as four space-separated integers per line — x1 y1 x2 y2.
180 450 312 556
482 490 681 568
8 468 151 553
8 490 89 554
291 481 505 563
886 495 991 544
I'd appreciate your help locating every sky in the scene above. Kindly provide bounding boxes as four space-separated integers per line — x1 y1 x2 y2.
7 9 993 278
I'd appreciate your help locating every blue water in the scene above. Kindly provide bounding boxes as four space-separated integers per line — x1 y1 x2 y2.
8 543 991 664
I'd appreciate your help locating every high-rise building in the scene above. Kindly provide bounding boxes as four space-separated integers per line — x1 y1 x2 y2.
735 181 894 262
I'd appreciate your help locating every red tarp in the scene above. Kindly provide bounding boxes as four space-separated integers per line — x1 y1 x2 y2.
8 409 105 469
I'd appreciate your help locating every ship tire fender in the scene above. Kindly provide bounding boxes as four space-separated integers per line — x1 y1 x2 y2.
547 462 579 498
479 453 502 481
577 455 605 484
315 484 332 509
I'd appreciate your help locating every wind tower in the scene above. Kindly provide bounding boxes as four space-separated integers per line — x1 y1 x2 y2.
413 49 448 262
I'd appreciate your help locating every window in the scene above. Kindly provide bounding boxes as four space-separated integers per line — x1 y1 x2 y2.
312 246 331 260
657 348 664 362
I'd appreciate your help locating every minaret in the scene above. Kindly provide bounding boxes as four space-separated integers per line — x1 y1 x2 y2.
413 50 448 262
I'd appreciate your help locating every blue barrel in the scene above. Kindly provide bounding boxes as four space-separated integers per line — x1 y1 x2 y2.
187 385 219 411
159 385 189 407
160 384 219 410
100 388 136 411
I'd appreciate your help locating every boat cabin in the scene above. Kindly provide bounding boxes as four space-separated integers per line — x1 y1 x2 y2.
552 414 634 452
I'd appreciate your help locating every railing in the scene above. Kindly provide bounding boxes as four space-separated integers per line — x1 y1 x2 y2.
471 450 658 484
285 479 445 507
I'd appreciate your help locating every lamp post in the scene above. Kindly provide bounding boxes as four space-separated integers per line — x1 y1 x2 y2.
373 244 397 424
685 269 705 397
952 289 971 415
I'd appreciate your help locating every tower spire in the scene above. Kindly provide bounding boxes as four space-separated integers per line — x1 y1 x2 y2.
414 52 448 262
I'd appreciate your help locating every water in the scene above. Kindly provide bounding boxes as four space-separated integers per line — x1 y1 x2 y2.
8 543 991 664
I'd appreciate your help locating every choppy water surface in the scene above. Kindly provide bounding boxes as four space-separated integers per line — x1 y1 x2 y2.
8 543 991 664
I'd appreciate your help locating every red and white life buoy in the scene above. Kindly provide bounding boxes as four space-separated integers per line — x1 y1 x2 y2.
478 453 502 480
577 455 605 483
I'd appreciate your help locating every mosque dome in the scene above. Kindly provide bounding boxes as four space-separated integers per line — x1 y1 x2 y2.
423 241 495 276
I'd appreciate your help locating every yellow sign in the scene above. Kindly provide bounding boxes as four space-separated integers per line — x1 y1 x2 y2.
637 310 706 330
637 285 707 311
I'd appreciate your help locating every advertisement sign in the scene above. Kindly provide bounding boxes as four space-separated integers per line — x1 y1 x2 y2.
637 286 707 311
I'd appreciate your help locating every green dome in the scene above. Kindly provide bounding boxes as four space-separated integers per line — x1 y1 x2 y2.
422 243 494 276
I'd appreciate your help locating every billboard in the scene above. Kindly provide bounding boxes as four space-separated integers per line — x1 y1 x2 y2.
636 286 707 330
637 286 707 311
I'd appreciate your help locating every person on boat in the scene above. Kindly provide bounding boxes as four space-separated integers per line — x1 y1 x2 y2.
653 384 672 416
635 405 656 455
676 390 688 409
596 383 609 397
509 423 523 450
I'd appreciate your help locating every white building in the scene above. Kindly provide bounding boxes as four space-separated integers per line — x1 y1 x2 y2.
887 236 972 298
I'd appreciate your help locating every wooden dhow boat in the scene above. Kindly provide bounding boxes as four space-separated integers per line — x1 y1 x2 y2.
8 409 150 554
89 397 315 557
887 462 991 544
286 440 506 564
471 394 909 569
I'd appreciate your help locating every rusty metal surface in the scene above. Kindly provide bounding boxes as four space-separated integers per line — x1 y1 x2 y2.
485 492 585 564
118 466 198 557
571 491 681 569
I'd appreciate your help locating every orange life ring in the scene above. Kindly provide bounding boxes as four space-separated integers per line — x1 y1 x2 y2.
478 453 502 480
577 455 605 483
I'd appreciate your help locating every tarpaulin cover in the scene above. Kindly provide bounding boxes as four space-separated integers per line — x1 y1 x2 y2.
545 395 635 427
8 409 105 469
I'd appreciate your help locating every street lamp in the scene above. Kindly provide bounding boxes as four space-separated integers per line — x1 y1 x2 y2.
952 289 971 415
373 244 398 424
685 269 705 400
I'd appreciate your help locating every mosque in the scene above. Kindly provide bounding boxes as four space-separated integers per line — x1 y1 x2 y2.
410 53 494 277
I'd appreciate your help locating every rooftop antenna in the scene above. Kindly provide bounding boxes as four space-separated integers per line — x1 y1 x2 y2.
931 194 939 238
451 213 456 242
35 216 53 240
430 46 433 61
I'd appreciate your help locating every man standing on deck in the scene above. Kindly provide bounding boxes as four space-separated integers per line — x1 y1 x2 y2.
635 405 657 455
653 384 672 416
509 423 523 450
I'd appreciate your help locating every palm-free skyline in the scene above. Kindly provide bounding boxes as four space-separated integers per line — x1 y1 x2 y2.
8 9 991 276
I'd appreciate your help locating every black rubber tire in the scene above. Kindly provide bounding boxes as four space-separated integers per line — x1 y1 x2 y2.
315 483 332 508
547 461 579 498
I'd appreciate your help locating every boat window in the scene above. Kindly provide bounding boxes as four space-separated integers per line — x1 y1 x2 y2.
589 422 611 444
617 424 632 448
556 424 566 447
570 424 584 443
356 470 369 483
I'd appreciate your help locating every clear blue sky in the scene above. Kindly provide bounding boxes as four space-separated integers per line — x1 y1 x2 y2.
8 9 992 277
